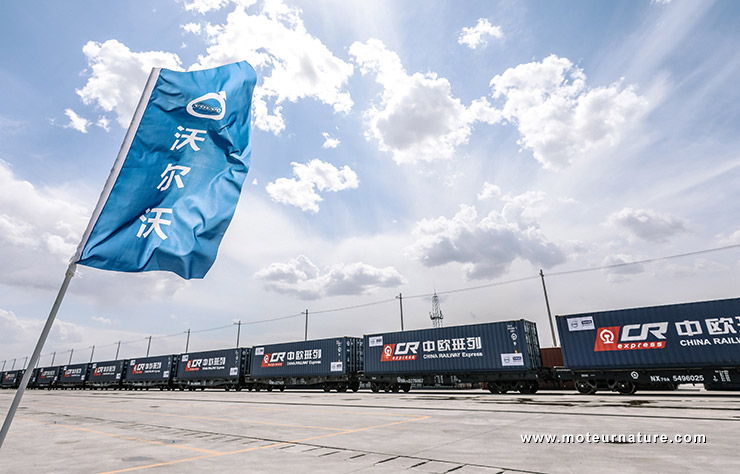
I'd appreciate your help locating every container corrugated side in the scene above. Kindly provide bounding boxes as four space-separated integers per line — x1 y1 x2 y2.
35 367 61 386
250 337 360 379
126 355 174 382
1 370 24 387
58 363 89 385
175 348 243 381
363 320 540 376
557 297 740 370
88 360 125 384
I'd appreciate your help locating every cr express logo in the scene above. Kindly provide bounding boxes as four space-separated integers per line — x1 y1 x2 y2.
594 323 668 351
380 342 419 362
261 352 285 368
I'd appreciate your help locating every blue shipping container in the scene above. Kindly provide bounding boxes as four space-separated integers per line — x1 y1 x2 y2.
58 363 89 385
557 297 740 370
175 348 245 381
35 367 61 387
250 337 361 379
126 355 174 383
363 321 540 376
88 360 125 385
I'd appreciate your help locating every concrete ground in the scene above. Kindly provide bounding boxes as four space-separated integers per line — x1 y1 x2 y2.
0 387 738 473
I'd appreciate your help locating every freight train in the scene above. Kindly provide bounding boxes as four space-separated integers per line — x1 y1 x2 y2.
2 298 739 395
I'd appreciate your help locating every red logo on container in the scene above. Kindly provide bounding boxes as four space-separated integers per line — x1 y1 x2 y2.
380 343 418 361
261 353 284 367
594 326 666 351
185 360 200 372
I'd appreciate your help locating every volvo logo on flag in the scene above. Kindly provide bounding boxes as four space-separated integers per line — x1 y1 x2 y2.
187 91 226 120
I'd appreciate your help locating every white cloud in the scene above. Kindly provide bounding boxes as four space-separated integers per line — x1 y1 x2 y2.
0 160 89 281
350 38 500 164
182 0 255 14
717 229 740 245
77 39 183 128
63 109 90 133
266 159 358 213
1 308 85 347
254 255 405 300
489 54 649 169
322 132 340 149
477 182 502 201
181 22 202 34
600 253 646 282
96 116 110 132
406 193 566 280
191 1 354 134
458 18 504 49
607 207 689 243
91 316 113 324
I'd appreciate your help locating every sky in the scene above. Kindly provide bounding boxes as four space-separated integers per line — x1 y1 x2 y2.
2 0 740 368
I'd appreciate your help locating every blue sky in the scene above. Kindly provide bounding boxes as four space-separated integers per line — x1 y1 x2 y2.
2 0 740 366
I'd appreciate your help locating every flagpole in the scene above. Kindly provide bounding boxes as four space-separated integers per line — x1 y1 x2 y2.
0 263 77 450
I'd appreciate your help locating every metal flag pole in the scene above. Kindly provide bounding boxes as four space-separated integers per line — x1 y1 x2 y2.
539 269 558 347
0 263 77 450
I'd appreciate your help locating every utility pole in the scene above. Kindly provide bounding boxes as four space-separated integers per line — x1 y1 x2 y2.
89 345 95 363
1 361 5 371
115 341 121 360
236 320 241 347
68 349 74 365
10 359 16 371
185 329 190 352
304 309 309 341
395 293 405 331
539 269 558 347
51 352 56 366
23 357 28 369
146 336 152 357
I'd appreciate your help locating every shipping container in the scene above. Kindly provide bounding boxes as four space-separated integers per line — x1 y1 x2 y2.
173 348 250 390
557 297 740 394
57 363 90 389
87 360 125 389
363 320 543 393
33 366 61 389
124 355 176 390
1 370 24 389
249 337 363 392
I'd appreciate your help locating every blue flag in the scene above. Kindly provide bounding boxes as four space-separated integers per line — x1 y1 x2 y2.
73 61 257 279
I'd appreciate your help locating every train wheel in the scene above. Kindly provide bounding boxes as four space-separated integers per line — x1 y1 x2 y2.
337 384 348 393
615 380 637 395
487 383 501 394
224 387 230 392
401 384 411 393
370 383 380 393
575 379 597 395
391 384 400 393
266 385 273 392
383 384 391 393
323 385 332 392
350 381 360 392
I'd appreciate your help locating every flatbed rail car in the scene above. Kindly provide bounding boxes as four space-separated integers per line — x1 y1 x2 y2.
87 359 126 390
363 320 550 393
557 297 740 395
173 348 250 391
123 355 176 390
248 337 363 392
57 363 90 390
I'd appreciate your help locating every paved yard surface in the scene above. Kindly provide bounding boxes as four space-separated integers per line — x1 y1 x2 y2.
0 388 737 473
